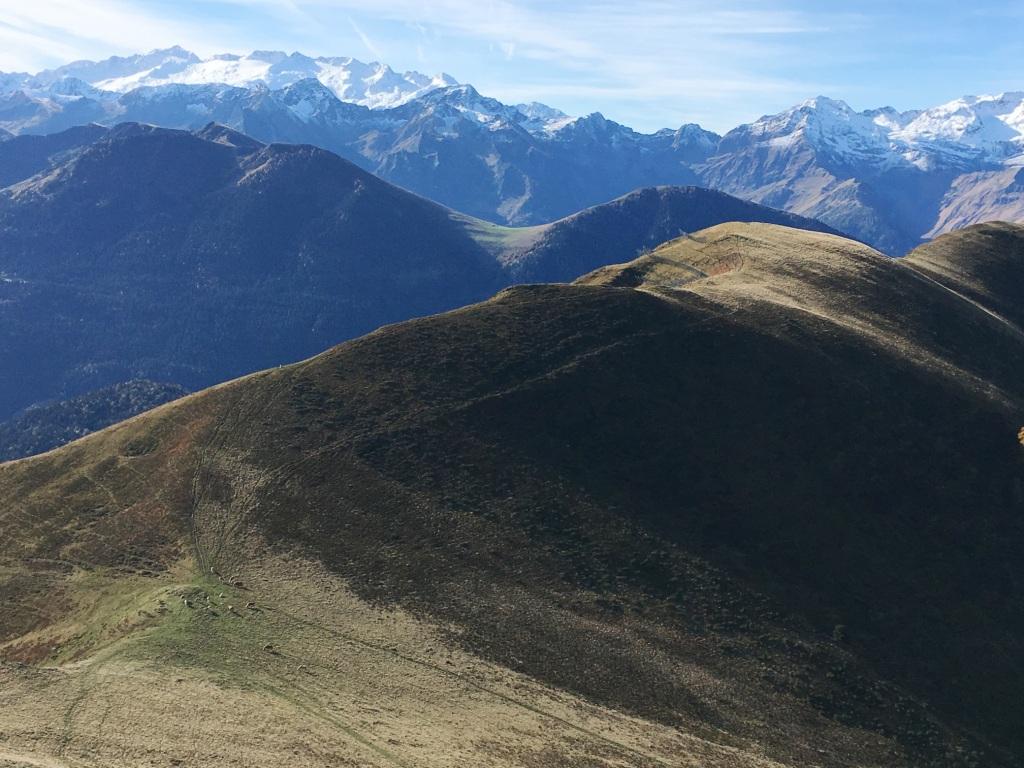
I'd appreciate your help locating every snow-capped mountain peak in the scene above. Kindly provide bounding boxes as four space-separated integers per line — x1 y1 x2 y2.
726 96 894 165
43 77 107 100
515 102 578 133
49 46 198 86
894 92 1024 160
400 84 530 136
274 78 370 123
723 91 1024 169
863 106 922 132
3 47 457 110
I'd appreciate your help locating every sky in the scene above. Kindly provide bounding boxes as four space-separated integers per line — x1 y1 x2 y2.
0 0 1022 133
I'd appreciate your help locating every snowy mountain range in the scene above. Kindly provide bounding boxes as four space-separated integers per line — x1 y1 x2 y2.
0 46 1022 252
702 95 1024 251
728 93 1024 168
1 47 458 110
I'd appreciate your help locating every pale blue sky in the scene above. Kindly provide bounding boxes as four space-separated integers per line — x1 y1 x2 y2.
1 0 1022 132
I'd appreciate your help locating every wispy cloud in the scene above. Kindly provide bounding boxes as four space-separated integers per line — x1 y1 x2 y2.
0 0 238 69
1 0 1019 132
347 16 383 60
0 21 80 71
0 0 840 128
273 0 837 118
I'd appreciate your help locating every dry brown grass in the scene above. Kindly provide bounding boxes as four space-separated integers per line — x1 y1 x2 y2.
3 222 1024 767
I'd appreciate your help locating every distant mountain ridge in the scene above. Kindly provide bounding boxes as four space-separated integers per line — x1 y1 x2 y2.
0 122 838 431
0 72 717 226
2 46 458 109
1 46 1021 252
700 95 1024 253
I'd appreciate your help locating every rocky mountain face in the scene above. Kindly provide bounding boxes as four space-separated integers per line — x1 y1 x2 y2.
927 165 1024 239
4 48 1019 249
2 222 1022 767
0 122 108 186
2 46 457 109
698 95 1024 254
354 87 713 224
0 123 836 434
0 79 716 226
0 49 718 226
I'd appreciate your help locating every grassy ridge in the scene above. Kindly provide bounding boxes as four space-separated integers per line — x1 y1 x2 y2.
2 222 1024 767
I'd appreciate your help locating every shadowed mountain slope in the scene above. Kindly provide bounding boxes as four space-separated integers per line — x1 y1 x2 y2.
0 75 719 227
0 122 505 421
695 125 949 255
495 186 842 282
926 168 1024 240
0 123 839 432
0 379 187 461
0 122 107 187
904 220 1024 329
4 57 1024 253
2 223 1023 767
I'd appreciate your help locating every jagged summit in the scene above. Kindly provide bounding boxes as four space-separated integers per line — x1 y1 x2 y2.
515 101 577 133
894 92 1024 160
1 47 457 110
722 91 1024 168
193 122 264 152
1 47 1022 251
720 96 895 164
